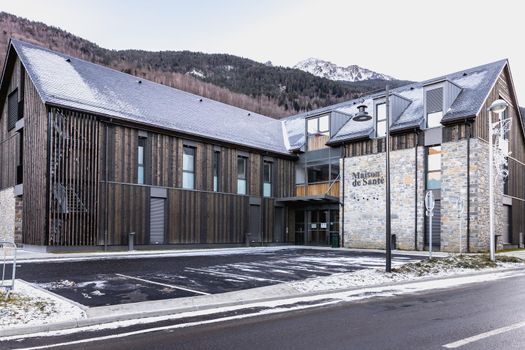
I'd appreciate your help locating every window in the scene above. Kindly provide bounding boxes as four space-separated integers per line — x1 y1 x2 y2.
330 160 340 180
501 109 510 141
183 146 195 189
306 115 330 151
16 131 23 185
237 156 247 195
307 164 330 183
7 89 18 131
426 145 441 189
263 161 272 197
426 88 443 128
137 137 146 184
376 103 387 138
213 151 220 192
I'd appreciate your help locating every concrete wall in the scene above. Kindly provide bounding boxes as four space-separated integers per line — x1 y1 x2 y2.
342 146 425 250
0 187 15 242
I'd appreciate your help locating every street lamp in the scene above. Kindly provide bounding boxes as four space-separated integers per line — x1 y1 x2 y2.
353 86 392 272
487 99 508 261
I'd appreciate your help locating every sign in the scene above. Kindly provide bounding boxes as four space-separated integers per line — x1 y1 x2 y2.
320 223 327 229
425 190 435 259
352 171 384 187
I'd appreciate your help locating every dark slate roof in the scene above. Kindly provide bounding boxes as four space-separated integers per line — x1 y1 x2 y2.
9 39 290 155
282 59 508 147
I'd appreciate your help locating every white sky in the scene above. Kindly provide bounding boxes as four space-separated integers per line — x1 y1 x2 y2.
1 0 524 104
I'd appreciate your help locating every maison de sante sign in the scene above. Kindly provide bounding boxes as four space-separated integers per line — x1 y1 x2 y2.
351 171 385 187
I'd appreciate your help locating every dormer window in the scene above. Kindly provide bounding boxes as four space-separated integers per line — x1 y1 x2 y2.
426 87 443 128
306 114 329 151
376 103 387 138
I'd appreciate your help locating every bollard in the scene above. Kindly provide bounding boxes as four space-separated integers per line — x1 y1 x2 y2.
245 233 252 247
128 232 135 251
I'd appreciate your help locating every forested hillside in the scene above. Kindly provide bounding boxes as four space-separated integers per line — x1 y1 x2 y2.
0 12 409 117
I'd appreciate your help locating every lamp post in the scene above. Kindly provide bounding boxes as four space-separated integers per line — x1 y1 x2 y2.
487 99 508 261
353 85 392 272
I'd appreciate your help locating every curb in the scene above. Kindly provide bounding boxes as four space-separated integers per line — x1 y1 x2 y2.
1 266 524 338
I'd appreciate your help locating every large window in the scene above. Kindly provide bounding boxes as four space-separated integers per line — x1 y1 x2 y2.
426 145 442 189
376 102 387 138
426 88 443 128
263 161 272 197
213 151 220 192
137 137 146 184
307 164 330 183
237 156 247 195
307 114 330 150
183 146 196 189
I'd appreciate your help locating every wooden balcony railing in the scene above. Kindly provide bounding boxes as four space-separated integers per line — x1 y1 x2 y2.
296 180 340 198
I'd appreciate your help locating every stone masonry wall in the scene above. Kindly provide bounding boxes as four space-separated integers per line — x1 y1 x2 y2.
343 147 426 250
468 139 504 252
0 187 15 242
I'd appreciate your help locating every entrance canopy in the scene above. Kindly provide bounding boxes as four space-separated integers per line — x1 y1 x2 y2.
277 194 340 204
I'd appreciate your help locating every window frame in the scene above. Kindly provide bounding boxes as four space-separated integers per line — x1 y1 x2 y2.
213 150 220 192
137 137 146 184
376 102 387 138
425 86 444 129
237 156 248 195
182 145 196 190
263 160 272 197
426 145 442 190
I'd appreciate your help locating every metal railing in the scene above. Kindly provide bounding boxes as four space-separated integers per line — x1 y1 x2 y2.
1 241 17 296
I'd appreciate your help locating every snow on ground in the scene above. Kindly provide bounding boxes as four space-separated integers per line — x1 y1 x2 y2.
0 280 86 329
291 255 525 293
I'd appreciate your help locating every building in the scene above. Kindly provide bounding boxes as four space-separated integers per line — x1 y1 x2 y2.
0 39 524 252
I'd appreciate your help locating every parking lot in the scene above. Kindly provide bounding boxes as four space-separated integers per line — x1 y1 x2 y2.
16 248 420 307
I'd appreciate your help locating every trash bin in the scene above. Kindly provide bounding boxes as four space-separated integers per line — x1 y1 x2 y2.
330 233 340 248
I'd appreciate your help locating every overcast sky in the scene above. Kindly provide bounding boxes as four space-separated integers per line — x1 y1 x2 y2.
1 0 524 104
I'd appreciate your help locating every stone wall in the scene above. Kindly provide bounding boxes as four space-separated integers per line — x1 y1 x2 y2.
343 137 505 253
0 187 15 242
342 146 426 250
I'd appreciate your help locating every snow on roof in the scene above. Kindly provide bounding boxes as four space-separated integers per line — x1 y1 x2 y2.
11 39 290 155
283 59 508 146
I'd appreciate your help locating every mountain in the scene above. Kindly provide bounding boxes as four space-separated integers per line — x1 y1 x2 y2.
0 12 409 118
294 58 395 82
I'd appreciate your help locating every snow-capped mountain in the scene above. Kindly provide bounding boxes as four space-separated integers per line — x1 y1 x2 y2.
293 58 395 82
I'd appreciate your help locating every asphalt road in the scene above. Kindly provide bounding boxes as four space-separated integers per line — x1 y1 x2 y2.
15 249 418 306
7 271 525 350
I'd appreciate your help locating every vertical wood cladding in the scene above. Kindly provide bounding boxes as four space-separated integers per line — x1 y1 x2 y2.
47 108 99 246
95 122 294 246
22 73 48 245
343 132 419 157
0 58 22 190
102 124 294 197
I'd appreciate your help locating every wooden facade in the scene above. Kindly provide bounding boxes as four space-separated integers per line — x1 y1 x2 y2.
0 51 296 248
473 66 525 244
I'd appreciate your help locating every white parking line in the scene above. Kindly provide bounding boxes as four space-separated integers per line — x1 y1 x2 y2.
443 320 525 348
185 268 286 283
115 273 209 295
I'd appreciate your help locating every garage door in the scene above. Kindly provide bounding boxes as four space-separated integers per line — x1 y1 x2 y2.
150 198 165 244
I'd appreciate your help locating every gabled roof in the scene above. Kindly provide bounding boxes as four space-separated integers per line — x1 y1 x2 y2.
282 59 508 147
4 39 290 155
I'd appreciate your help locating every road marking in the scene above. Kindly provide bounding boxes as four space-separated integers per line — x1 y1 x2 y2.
10 299 340 350
443 320 525 348
185 268 286 283
115 273 209 295
249 262 333 274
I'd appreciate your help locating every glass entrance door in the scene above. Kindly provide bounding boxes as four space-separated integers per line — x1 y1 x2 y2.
307 210 329 245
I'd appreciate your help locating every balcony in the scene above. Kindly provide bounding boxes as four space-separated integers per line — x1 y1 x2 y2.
296 180 339 198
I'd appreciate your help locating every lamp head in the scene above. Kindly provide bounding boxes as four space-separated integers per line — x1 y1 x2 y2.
488 99 508 114
353 104 372 122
